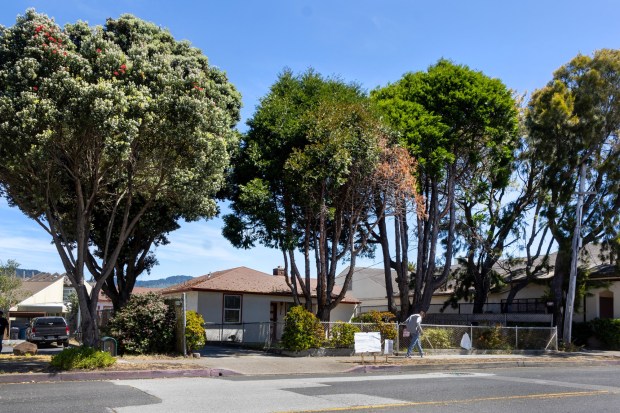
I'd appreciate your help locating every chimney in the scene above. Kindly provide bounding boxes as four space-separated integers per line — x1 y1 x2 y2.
273 266 285 276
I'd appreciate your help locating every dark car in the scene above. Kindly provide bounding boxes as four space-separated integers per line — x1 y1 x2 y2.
26 316 70 347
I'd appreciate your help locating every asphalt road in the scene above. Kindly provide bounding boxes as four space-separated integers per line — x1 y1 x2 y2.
0 366 618 413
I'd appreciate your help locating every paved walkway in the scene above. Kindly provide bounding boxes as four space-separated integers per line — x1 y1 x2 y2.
1 344 619 383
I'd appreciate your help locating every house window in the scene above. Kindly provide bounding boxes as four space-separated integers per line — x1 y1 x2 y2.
223 295 241 323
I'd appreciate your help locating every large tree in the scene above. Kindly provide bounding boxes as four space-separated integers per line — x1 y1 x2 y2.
0 10 241 346
223 69 417 320
526 49 620 335
0 259 23 312
372 59 520 319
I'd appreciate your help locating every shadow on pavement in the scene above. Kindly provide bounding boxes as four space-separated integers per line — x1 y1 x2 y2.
198 344 279 358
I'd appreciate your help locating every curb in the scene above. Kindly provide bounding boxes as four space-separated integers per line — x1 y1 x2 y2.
2 358 619 384
0 368 242 384
346 359 620 374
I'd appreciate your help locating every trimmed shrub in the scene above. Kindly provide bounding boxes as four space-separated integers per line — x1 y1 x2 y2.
281 306 324 351
329 322 360 348
185 310 206 352
352 311 397 342
589 318 620 350
474 326 512 350
105 292 176 355
50 346 116 370
423 328 452 349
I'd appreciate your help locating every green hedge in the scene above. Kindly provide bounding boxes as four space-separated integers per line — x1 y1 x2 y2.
588 318 620 350
50 346 116 370
281 306 324 351
329 322 360 348
185 310 206 352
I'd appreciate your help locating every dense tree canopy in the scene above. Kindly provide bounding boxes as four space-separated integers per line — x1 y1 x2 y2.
526 49 620 333
0 10 241 345
372 59 520 317
224 69 417 320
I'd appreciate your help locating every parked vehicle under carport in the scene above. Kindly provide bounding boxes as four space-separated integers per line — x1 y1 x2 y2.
26 317 70 347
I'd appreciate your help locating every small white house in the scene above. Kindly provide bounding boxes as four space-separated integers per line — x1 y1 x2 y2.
161 266 359 343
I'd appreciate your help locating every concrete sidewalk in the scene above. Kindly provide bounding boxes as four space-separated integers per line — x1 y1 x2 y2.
1 345 619 384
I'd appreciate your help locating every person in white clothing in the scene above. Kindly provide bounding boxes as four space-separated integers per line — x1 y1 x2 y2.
404 310 425 358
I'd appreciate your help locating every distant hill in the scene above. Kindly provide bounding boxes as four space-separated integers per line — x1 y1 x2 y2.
135 275 193 288
15 269 41 278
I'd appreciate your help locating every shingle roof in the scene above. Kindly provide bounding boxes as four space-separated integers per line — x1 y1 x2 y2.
98 287 162 302
161 266 360 303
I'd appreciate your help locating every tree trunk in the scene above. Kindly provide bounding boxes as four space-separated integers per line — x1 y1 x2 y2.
75 283 99 347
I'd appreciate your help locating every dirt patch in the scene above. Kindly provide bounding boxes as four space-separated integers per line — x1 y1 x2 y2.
0 353 203 375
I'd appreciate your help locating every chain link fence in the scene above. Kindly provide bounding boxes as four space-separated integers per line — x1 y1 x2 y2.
399 323 558 352
203 321 557 352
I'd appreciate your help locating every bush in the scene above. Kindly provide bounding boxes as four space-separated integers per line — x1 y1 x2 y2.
281 306 324 351
105 292 176 355
329 322 360 348
50 346 116 370
352 311 397 342
474 326 512 350
423 328 452 349
571 322 593 347
185 310 206 352
589 318 620 350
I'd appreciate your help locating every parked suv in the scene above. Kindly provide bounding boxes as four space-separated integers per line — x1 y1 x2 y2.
26 316 70 347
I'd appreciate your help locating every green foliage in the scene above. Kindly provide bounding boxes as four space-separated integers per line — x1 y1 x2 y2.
104 293 176 355
223 68 406 320
185 310 206 352
0 259 23 311
50 346 116 370
281 306 324 351
526 50 620 320
570 322 593 347
589 318 620 350
328 322 360 348
0 10 241 346
474 326 513 351
372 59 520 315
352 311 397 342
423 328 453 349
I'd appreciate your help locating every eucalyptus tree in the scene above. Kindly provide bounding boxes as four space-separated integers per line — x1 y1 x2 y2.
0 10 241 345
526 49 620 333
224 69 417 321
372 59 520 318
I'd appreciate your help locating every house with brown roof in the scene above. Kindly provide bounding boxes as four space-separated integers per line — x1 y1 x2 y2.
337 244 619 323
161 266 359 344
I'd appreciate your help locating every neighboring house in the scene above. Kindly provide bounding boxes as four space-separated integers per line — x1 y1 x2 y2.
161 266 360 343
8 273 68 334
335 267 399 314
97 286 162 311
8 273 94 334
337 243 620 322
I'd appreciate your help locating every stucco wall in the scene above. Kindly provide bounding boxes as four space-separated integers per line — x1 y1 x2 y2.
329 303 357 322
195 291 222 323
581 283 620 322
19 279 64 305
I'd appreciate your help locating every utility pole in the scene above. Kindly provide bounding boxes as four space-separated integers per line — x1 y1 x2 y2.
562 163 587 345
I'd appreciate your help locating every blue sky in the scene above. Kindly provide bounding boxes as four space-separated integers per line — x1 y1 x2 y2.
1 0 619 279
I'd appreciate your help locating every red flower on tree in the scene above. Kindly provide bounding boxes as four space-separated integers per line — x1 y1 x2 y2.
96 48 102 53
33 86 38 91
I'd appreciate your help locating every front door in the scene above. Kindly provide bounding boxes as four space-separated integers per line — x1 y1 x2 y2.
600 296 614 319
270 302 278 342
